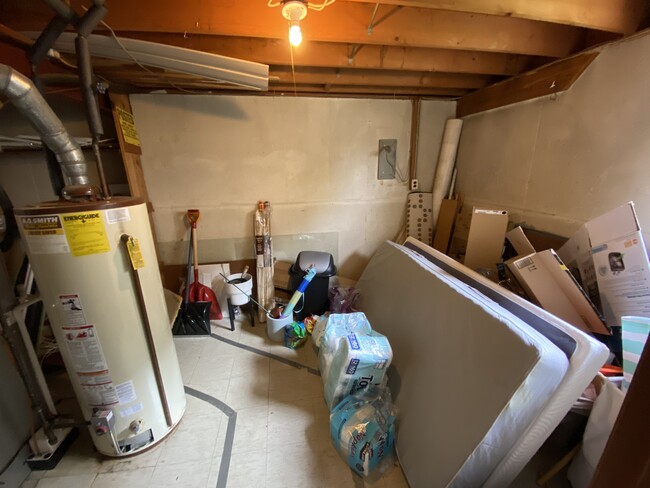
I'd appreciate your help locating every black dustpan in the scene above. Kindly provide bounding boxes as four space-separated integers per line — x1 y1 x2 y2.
172 227 211 335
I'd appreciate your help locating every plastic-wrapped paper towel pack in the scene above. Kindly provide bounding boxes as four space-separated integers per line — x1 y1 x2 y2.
324 332 393 410
330 387 397 479
317 312 373 384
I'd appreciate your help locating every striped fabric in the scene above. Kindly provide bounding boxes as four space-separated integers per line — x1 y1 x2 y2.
621 316 650 392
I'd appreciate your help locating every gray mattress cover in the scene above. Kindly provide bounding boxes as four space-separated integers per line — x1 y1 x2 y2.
357 241 567 487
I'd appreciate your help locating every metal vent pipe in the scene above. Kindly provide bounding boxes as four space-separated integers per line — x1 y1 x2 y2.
0 64 95 198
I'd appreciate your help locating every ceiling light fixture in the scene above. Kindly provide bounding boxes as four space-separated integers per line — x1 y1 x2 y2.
282 1 308 47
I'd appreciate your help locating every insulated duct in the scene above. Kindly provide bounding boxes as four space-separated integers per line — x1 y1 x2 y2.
0 64 95 198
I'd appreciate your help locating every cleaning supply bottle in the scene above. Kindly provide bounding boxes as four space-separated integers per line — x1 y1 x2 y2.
281 266 317 318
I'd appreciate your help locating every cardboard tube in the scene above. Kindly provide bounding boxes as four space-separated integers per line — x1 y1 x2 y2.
432 119 463 233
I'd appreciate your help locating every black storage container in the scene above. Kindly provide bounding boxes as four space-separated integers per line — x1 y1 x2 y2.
288 251 337 320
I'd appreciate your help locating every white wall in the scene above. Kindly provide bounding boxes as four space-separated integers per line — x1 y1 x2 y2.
130 95 454 279
455 33 650 241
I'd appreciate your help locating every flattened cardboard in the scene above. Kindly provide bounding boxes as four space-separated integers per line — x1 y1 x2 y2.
559 202 650 328
506 226 536 256
464 208 508 272
433 198 461 253
507 250 610 336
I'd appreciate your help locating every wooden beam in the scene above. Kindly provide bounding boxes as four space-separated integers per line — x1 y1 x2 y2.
119 33 543 76
343 0 650 35
268 84 466 97
269 68 494 89
0 22 34 48
1 0 587 57
456 51 598 117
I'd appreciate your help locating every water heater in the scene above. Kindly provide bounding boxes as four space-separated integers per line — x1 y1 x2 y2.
15 197 186 456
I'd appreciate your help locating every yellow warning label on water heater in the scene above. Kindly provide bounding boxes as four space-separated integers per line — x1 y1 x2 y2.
126 238 145 270
61 211 110 257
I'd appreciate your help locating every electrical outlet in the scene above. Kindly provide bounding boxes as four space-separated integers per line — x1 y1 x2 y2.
410 179 419 191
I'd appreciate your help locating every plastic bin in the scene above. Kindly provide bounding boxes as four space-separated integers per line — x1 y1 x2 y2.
289 251 336 320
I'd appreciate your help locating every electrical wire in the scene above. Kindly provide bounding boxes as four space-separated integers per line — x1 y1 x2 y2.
289 28 298 96
380 144 408 184
80 6 202 94
308 0 336 11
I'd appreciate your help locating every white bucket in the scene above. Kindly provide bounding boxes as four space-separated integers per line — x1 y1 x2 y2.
267 313 293 342
224 273 253 306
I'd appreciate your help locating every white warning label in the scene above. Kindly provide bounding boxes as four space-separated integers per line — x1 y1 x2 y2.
81 382 119 407
116 380 137 405
106 207 131 224
62 324 107 373
58 294 86 326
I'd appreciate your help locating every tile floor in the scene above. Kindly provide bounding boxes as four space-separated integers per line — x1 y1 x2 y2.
21 316 409 488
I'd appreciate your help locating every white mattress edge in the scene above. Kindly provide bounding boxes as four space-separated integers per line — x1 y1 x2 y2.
401 238 610 487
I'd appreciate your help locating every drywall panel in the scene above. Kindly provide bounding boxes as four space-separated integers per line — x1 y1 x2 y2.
131 95 454 278
455 33 650 241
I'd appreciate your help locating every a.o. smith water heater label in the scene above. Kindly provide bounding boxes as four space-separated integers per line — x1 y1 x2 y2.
61 211 110 257
19 215 70 254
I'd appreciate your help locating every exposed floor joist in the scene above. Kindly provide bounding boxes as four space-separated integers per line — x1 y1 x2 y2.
344 0 650 34
120 33 547 76
4 0 590 57
1 0 646 112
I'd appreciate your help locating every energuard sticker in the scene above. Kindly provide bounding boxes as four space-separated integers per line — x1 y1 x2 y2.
19 215 69 254
61 211 110 257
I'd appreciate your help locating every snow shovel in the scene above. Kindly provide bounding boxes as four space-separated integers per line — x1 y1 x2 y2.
187 209 223 320
172 226 211 335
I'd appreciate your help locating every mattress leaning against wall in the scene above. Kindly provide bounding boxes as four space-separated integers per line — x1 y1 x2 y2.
398 238 609 487
356 240 569 487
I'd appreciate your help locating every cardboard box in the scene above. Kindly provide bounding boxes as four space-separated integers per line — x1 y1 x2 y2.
464 208 508 272
558 202 650 328
506 226 536 256
507 250 610 336
433 197 461 253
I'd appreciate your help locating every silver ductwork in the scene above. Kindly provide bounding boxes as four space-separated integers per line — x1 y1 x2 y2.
0 64 95 198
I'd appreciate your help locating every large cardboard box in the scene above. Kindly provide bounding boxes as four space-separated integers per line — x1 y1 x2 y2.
558 203 650 328
463 208 508 272
507 250 610 336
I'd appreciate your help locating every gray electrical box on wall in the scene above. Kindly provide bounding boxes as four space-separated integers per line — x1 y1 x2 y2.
378 139 397 180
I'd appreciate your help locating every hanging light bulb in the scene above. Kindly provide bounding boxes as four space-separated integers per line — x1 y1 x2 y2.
289 22 302 46
282 1 308 47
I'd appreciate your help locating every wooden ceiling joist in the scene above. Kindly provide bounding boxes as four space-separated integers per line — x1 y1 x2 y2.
344 0 650 35
269 68 493 89
456 51 599 117
122 33 544 76
3 0 588 57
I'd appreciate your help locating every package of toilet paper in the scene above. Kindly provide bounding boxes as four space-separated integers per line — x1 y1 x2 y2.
324 332 392 410
330 386 397 479
318 312 373 384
